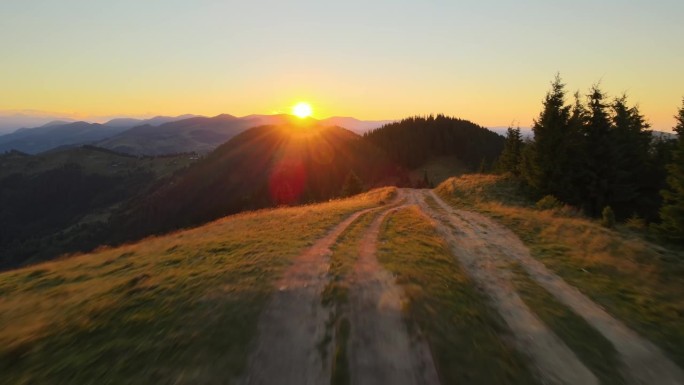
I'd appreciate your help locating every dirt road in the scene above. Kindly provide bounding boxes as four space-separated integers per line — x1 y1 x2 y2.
239 188 684 385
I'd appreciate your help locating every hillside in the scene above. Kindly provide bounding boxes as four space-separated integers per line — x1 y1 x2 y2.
0 115 505 269
108 123 393 242
2 179 683 384
0 188 396 384
0 146 196 269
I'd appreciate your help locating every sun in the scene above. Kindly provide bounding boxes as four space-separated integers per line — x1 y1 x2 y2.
292 102 313 118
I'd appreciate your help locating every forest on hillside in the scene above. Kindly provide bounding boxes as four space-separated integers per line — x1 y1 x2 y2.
364 115 504 171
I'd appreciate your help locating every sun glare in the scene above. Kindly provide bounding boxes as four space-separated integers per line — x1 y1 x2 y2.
292 102 313 118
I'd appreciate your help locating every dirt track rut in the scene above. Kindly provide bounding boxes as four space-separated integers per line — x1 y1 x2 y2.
348 206 440 385
238 205 383 385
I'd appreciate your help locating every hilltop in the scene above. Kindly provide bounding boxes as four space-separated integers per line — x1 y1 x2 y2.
1 176 682 384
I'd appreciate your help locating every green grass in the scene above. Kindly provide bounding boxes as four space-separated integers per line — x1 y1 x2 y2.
376 206 539 384
510 264 626 385
0 187 395 385
436 174 684 368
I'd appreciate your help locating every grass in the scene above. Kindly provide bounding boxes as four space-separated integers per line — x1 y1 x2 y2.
510 264 626 384
436 174 684 367
376 206 539 384
0 187 395 385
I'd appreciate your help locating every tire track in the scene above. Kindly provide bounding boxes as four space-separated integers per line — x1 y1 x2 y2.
238 195 403 385
412 189 598 385
427 190 684 385
347 204 440 385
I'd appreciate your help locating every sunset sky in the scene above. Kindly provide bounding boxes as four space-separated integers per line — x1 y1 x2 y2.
2 0 683 131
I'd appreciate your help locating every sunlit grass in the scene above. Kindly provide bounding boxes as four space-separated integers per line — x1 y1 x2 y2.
0 187 396 384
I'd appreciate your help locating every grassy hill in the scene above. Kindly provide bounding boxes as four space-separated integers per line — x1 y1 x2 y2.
2 175 683 384
0 188 396 384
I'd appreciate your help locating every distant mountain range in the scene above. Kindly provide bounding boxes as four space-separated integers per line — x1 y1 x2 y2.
0 115 198 154
0 114 395 155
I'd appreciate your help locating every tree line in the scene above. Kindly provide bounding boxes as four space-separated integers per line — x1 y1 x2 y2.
498 75 684 242
363 115 504 171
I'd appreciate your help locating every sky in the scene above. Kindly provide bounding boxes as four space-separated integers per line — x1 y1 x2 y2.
1 0 683 131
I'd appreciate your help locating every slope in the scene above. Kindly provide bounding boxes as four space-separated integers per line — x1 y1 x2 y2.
0 146 196 269
109 123 393 242
0 188 396 384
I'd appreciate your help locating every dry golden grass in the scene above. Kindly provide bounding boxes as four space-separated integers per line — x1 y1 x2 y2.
0 187 396 385
436 174 684 366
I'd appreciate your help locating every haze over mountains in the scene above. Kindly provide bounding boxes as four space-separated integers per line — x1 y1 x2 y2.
0 113 395 155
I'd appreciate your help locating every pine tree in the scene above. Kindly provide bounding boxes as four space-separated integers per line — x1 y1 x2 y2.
582 85 614 216
609 95 652 217
341 170 363 197
499 126 523 175
657 99 684 242
525 74 572 196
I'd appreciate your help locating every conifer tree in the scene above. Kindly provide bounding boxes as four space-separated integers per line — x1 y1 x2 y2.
609 95 652 216
582 85 614 216
341 170 363 197
525 74 571 196
499 126 523 175
657 99 684 242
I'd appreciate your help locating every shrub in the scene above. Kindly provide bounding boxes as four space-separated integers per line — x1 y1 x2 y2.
601 206 616 228
535 195 562 211
625 214 646 231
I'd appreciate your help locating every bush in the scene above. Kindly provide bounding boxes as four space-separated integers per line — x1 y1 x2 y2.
535 195 562 211
556 204 584 218
625 213 646 231
601 206 616 228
